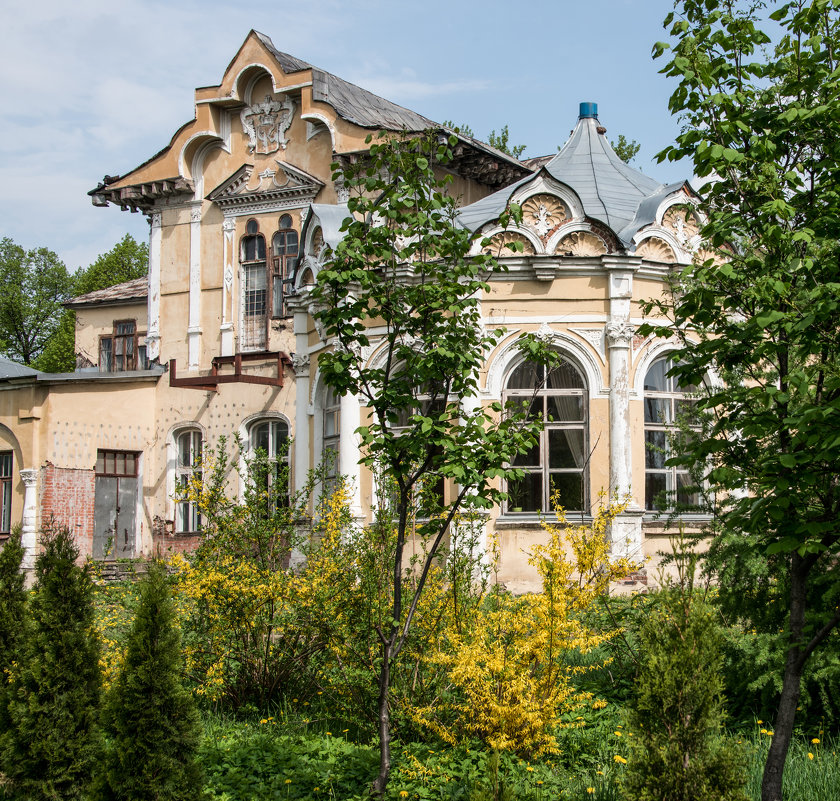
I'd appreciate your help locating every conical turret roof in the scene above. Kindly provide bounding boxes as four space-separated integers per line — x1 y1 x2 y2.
457 104 691 247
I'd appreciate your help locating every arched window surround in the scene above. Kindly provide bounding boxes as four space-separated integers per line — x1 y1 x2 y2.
502 353 590 515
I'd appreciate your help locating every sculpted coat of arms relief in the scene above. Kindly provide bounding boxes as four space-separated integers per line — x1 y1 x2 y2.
241 94 296 155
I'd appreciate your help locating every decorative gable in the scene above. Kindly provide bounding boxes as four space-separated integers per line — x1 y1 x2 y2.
207 161 324 215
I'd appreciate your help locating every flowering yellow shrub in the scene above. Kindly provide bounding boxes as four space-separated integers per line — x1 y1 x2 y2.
412 493 640 755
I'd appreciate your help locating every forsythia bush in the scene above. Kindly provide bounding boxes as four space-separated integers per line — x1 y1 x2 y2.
171 439 349 708
413 494 639 755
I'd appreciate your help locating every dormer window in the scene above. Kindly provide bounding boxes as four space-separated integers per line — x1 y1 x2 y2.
100 320 144 371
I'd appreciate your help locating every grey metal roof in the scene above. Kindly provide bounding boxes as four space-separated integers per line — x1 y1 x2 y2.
0 356 41 381
617 181 693 244
305 203 353 250
456 112 688 247
256 32 434 131
544 116 661 234
66 277 148 308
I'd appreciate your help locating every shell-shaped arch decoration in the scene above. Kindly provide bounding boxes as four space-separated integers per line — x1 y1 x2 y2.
521 194 570 239
554 230 607 257
662 205 701 248
483 231 536 256
636 236 676 263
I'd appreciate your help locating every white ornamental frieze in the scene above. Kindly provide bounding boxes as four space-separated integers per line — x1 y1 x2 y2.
241 94 296 155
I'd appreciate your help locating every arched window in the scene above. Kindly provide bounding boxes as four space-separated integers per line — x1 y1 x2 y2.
271 214 299 318
644 356 700 511
503 357 588 513
249 418 290 506
174 429 202 533
240 219 267 351
0 451 12 535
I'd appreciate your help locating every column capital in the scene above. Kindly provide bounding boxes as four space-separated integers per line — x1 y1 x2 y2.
605 320 635 348
19 468 37 486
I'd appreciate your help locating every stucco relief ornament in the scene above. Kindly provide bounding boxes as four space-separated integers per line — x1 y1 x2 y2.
291 352 310 375
334 177 350 203
240 94 296 154
190 207 202 223
605 320 635 347
535 322 555 343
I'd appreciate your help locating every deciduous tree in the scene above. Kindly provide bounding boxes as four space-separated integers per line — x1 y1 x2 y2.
0 238 73 365
647 2 840 798
310 131 553 794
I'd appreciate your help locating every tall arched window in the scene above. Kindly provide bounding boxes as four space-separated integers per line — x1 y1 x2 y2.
174 429 202 533
249 417 290 506
644 356 700 511
322 387 340 493
503 357 588 513
240 219 267 351
271 214 298 318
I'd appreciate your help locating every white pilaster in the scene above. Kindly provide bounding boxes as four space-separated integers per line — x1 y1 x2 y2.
146 212 162 361
221 217 236 357
19 469 38 570
605 261 643 559
187 204 203 370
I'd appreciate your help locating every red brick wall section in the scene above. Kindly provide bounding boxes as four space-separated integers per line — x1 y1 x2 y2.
39 463 96 561
151 515 202 557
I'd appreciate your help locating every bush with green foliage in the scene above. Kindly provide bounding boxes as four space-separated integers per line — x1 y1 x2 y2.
622 550 746 801
96 562 202 800
0 523 101 800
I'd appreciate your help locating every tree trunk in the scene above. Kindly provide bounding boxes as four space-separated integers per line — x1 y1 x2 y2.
761 555 808 801
372 643 392 796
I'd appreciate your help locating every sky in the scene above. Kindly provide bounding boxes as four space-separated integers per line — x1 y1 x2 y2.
0 0 691 272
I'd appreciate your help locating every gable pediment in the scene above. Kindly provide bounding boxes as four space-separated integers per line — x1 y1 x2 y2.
207 161 324 214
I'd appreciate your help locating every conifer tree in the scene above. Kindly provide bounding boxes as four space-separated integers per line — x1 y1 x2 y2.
622 547 746 801
0 526 26 733
1 523 101 800
97 561 203 801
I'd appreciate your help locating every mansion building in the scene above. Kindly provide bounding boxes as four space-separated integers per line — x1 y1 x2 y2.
0 31 706 590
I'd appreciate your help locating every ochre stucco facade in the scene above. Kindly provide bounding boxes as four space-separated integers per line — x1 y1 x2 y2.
0 31 708 587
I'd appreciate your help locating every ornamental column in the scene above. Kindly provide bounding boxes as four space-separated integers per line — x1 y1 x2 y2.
604 260 644 559
19 469 38 571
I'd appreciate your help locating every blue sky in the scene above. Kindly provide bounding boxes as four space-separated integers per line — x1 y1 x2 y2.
0 0 689 271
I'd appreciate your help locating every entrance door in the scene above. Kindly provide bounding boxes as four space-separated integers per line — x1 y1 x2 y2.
93 450 138 560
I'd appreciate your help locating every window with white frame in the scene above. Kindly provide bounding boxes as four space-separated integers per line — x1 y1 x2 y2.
644 356 701 511
249 418 290 506
503 357 588 514
0 451 12 535
175 429 203 533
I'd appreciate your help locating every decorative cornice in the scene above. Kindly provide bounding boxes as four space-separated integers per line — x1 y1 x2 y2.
207 161 324 216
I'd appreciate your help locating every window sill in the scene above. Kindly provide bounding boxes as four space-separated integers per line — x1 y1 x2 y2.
495 513 593 530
